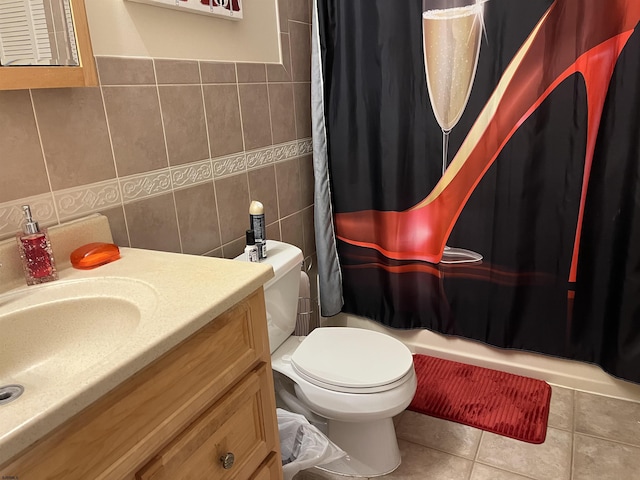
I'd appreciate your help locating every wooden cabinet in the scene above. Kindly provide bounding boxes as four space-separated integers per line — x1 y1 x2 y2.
0 0 98 90
136 367 275 480
0 288 283 480
251 454 281 480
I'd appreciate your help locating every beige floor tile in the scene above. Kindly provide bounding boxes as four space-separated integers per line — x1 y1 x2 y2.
396 411 482 459
573 433 640 480
394 410 406 427
575 392 640 446
471 463 535 480
548 385 574 431
477 428 572 480
378 440 473 480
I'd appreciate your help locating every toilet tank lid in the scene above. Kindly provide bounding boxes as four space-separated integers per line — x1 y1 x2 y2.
260 240 303 287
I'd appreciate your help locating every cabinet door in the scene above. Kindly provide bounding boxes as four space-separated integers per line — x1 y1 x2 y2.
251 453 282 480
136 365 277 480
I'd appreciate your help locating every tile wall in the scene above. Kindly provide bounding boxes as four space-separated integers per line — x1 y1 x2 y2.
0 0 316 295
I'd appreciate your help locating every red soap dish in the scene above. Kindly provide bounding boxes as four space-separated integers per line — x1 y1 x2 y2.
70 242 120 269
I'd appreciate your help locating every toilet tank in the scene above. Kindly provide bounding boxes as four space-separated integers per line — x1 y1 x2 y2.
235 240 303 353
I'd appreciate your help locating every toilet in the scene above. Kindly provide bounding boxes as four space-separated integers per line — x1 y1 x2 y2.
237 240 417 477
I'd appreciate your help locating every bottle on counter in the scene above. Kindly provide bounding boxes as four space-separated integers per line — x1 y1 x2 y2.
244 229 259 263
16 205 58 285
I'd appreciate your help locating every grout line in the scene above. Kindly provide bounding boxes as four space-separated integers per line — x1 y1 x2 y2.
234 62 247 154
233 62 252 236
152 60 172 177
297 162 308 254
97 79 132 247
273 160 283 225
288 19 311 26
396 437 478 466
287 32 300 140
199 62 213 165
570 389 577 480
98 82 241 87
28 89 60 225
280 32 292 81
221 236 245 259
467 462 475 480
265 66 275 146
474 431 483 462
570 434 576 480
572 389 577 432
152 59 184 254
170 188 184 254
473 459 539 479
573 431 640 449
198 62 223 251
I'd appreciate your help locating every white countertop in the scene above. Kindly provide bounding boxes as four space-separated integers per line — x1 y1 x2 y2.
0 247 273 467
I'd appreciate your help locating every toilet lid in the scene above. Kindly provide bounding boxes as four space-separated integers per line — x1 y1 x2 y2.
291 327 413 391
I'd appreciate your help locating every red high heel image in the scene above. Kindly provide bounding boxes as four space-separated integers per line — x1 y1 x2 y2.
334 0 640 279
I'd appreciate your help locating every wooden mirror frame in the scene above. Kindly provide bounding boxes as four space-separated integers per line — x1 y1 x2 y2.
0 0 98 90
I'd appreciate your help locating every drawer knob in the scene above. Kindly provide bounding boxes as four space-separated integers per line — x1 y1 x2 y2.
220 452 235 469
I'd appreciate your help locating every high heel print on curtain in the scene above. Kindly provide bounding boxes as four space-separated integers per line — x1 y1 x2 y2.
334 0 640 280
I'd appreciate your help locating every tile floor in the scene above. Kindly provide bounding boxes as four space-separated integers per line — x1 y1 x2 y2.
293 386 640 480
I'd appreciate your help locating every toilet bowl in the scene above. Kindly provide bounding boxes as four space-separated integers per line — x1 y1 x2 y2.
236 240 417 477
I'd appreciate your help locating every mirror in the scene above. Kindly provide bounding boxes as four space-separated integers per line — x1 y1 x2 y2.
0 0 79 67
0 0 97 90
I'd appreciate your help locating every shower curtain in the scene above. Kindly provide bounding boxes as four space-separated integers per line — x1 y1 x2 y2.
312 0 640 384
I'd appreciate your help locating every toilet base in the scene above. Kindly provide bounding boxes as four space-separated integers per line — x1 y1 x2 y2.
318 417 401 477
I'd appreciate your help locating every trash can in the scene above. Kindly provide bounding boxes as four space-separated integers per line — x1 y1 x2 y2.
277 408 346 480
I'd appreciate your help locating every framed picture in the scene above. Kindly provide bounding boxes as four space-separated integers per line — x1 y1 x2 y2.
126 0 243 21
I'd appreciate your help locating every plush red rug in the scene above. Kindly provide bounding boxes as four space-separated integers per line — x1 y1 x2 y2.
408 354 552 444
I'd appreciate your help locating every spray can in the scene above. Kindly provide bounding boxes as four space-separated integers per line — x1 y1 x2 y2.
249 200 267 259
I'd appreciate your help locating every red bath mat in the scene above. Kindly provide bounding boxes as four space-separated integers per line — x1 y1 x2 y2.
408 354 552 444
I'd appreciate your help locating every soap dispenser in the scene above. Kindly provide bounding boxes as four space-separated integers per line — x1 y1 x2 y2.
16 205 58 285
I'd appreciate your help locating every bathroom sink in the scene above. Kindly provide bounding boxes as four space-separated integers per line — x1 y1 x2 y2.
0 246 273 468
0 278 158 386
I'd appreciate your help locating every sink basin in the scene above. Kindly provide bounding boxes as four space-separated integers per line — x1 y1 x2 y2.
0 278 158 386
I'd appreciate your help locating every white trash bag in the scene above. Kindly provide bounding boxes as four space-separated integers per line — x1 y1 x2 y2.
277 408 346 480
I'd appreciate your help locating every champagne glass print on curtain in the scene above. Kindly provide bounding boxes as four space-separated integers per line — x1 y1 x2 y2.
422 0 484 263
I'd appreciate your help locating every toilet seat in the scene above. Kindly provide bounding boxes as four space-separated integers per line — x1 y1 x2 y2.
272 334 417 422
290 327 414 394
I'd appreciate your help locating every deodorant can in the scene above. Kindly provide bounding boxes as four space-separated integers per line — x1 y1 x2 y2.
249 200 267 259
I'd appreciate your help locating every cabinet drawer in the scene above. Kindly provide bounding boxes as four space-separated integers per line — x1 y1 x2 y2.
136 365 276 480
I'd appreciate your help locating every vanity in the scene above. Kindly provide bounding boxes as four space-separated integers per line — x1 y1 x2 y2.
0 217 282 479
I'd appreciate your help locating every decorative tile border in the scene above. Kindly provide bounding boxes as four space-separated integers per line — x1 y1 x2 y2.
55 179 121 220
297 138 313 155
212 153 246 178
246 148 273 169
171 159 213 188
120 169 173 202
0 194 57 239
247 138 311 168
0 138 311 239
